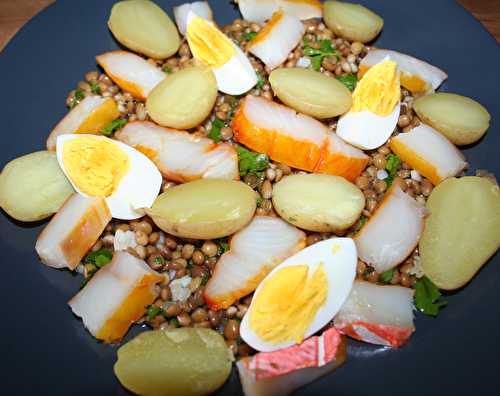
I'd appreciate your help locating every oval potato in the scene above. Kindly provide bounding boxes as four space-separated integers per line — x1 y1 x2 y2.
0 151 74 222
420 177 500 290
272 174 365 232
108 0 180 59
269 68 352 119
146 66 217 129
413 93 490 145
323 0 384 43
146 179 256 239
114 328 233 396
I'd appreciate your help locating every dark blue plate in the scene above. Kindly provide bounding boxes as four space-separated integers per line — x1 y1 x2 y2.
0 1 498 395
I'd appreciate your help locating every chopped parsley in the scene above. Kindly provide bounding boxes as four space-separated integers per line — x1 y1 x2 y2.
83 249 112 268
89 81 102 95
163 66 172 74
154 256 165 265
69 88 85 109
385 154 401 187
303 38 341 71
208 118 225 143
101 118 127 136
201 273 209 286
379 268 395 284
80 268 98 289
215 238 230 255
236 145 269 177
336 74 358 92
243 31 257 41
255 73 265 90
146 305 163 321
256 197 263 207
414 276 448 317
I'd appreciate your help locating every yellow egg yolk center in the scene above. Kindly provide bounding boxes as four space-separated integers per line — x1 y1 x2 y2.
351 59 400 116
249 264 327 345
186 15 235 68
62 136 129 197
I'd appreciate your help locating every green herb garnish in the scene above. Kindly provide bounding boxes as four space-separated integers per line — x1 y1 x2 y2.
101 118 127 136
83 249 112 268
89 81 102 95
146 305 163 321
208 118 225 143
414 276 448 317
255 73 265 90
379 268 395 284
80 267 98 289
163 66 172 74
336 74 358 92
385 153 401 187
154 256 165 265
256 197 263 207
201 273 209 286
215 238 230 255
303 39 340 71
243 31 257 41
236 145 269 177
169 318 180 327
69 88 85 109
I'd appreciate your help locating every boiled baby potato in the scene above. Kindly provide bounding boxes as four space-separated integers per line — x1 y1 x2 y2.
413 93 490 145
146 179 256 239
146 66 217 129
0 151 74 222
114 328 233 396
269 68 352 119
272 174 365 232
420 177 500 290
108 0 180 59
323 0 384 43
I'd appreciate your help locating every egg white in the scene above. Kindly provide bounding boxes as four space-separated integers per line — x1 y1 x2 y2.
336 104 400 150
56 134 162 220
240 237 357 352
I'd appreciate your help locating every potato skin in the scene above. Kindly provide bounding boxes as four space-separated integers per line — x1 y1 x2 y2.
272 174 365 232
269 68 352 119
146 66 218 129
413 93 490 145
114 328 233 396
323 0 384 43
0 151 74 222
146 179 256 239
420 177 500 290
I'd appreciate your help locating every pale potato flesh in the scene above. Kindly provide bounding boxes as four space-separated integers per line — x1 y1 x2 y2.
0 151 74 222
114 328 233 396
108 0 180 59
413 93 490 145
146 179 256 239
269 68 352 119
420 177 500 290
323 0 384 43
146 66 218 129
272 174 365 232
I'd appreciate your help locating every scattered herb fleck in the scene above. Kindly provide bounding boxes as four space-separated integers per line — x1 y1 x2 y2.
80 268 97 289
169 318 180 327
256 197 263 207
236 145 269 177
69 88 85 109
146 305 163 321
154 256 165 265
216 238 230 255
385 153 401 187
255 73 265 90
379 268 396 284
201 273 209 286
208 118 225 143
84 249 112 268
243 31 257 41
414 276 448 317
163 66 172 74
336 74 358 92
303 38 341 71
89 81 102 95
101 118 127 136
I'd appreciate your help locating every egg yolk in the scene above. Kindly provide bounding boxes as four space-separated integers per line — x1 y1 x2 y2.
351 59 400 116
249 264 327 345
186 15 235 68
62 136 129 197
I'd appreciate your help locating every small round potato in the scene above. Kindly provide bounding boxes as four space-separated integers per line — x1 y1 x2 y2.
146 179 256 239
146 66 218 130
114 328 233 396
324 0 384 43
0 151 74 222
269 68 352 119
413 93 490 145
272 174 365 232
420 177 500 290
108 0 180 59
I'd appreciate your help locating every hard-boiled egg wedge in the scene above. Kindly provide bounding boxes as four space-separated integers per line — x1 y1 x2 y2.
56 134 162 220
238 0 322 23
359 49 447 94
96 50 165 100
116 121 239 182
248 10 305 70
173 1 213 35
337 59 401 150
233 95 368 181
237 327 346 396
240 238 356 352
186 13 257 95
204 216 306 310
36 193 111 270
68 251 163 343
390 124 467 185
334 280 415 348
355 186 425 273
46 96 120 151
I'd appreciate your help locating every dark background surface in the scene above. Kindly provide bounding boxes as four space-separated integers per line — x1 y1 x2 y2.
0 1 499 395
